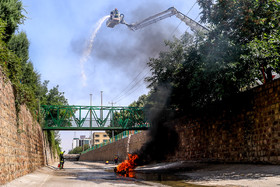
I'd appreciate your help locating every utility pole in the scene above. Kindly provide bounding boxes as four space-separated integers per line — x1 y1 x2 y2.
100 91 103 120
90 93 93 146
90 93 92 127
108 101 116 140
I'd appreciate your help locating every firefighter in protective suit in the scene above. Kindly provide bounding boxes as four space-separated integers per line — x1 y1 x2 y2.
59 151 65 169
114 8 119 18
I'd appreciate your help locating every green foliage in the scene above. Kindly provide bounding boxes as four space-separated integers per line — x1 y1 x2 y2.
0 19 7 40
42 85 68 106
46 130 61 156
106 95 147 137
0 1 68 155
0 0 26 42
42 86 68 154
242 31 280 81
198 0 280 43
8 31 29 67
68 144 89 154
0 19 22 81
196 0 280 79
40 84 71 128
144 0 280 114
129 94 147 108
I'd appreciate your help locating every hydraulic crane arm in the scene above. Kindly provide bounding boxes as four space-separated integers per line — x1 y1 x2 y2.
126 7 209 32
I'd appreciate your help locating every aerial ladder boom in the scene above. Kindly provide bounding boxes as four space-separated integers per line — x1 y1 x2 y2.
172 8 209 32
127 7 177 31
127 7 209 32
106 7 209 32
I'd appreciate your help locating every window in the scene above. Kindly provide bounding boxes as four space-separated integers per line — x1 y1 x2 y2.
95 140 99 142
84 140 89 144
95 134 100 137
103 135 107 137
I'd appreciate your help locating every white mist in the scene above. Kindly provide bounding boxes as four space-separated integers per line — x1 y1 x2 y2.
80 15 110 87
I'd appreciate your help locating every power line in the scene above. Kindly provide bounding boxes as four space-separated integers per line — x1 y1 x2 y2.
114 71 151 103
113 69 150 102
110 64 150 101
169 1 197 39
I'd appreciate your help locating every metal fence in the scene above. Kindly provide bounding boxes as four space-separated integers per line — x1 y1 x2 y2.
81 130 140 154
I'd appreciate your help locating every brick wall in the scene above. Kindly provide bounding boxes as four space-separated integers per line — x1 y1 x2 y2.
0 69 57 185
166 79 280 164
79 131 148 162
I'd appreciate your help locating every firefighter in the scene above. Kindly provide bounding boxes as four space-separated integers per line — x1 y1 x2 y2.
114 155 119 164
59 151 65 169
114 8 119 18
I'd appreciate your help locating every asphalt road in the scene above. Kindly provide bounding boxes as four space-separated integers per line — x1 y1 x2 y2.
2 161 175 187
5 160 278 187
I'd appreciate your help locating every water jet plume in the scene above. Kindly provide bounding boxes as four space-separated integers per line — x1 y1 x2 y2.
80 15 110 87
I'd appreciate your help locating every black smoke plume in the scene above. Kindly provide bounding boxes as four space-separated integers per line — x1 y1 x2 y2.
135 83 179 165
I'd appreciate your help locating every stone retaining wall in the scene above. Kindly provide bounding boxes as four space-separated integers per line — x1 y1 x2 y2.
79 131 148 162
0 69 57 185
80 79 280 165
166 79 280 164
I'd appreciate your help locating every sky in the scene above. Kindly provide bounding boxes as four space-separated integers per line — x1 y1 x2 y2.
20 0 202 152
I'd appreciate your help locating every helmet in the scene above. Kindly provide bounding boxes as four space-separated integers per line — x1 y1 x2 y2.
61 151 64 154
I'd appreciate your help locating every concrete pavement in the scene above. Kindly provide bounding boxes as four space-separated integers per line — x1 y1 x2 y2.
2 161 169 187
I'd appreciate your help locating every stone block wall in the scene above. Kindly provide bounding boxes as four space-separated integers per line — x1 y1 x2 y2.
166 79 280 164
79 131 148 162
80 79 280 165
0 69 57 185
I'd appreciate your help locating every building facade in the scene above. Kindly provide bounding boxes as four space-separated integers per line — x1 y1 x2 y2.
72 138 79 149
72 135 92 149
92 132 110 146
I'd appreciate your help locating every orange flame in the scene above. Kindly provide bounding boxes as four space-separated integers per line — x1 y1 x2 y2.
116 154 139 177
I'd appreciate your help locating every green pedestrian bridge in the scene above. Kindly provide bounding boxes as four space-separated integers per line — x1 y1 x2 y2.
40 105 149 131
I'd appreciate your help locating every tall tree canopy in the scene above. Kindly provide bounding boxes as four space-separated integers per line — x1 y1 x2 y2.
144 0 280 114
0 0 68 154
198 0 280 79
0 0 25 42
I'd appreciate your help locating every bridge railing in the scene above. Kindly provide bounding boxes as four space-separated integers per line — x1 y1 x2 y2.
40 105 149 130
81 130 140 154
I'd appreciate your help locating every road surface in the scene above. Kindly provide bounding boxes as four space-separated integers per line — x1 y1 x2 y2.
4 161 280 187
2 161 196 187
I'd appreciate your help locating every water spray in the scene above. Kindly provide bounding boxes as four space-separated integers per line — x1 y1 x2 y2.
80 15 110 87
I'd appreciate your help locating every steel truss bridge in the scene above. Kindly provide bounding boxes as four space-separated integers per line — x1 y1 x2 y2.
40 105 149 130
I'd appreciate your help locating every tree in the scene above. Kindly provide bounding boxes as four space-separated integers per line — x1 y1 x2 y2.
144 0 280 114
41 84 70 124
197 0 280 82
0 19 22 84
198 0 280 42
7 31 29 65
0 0 68 156
0 0 26 42
106 94 148 138
42 85 68 106
68 144 89 154
42 84 69 155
